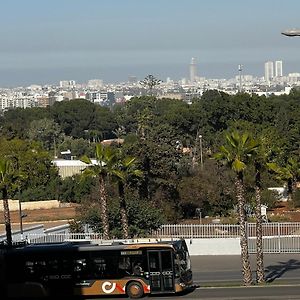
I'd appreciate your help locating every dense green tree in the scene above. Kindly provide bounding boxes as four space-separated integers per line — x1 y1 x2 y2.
178 160 235 218
0 107 50 139
50 99 117 139
59 175 97 203
267 157 300 202
57 136 95 158
127 123 184 214
77 195 165 238
0 138 59 201
27 118 64 154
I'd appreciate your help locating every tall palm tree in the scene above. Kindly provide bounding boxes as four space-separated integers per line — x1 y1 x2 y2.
81 144 118 240
254 160 265 284
214 131 259 286
267 157 300 202
112 155 143 238
0 158 13 247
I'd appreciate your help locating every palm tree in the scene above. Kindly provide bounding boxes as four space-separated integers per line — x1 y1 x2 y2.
254 160 265 284
112 155 143 238
267 157 300 202
0 158 13 247
214 131 259 286
253 135 275 284
81 144 118 239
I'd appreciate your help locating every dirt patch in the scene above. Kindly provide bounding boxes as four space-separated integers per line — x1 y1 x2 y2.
0 206 77 224
268 201 300 222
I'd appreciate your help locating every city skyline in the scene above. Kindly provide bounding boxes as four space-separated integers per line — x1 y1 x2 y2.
1 0 300 87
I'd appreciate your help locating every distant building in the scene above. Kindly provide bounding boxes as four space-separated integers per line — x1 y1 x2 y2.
59 80 76 88
128 76 138 83
52 159 97 178
264 61 274 83
275 60 283 77
87 79 103 89
36 96 50 107
190 57 197 83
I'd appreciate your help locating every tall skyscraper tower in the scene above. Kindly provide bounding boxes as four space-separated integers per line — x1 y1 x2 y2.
264 61 274 83
275 60 283 77
189 57 197 83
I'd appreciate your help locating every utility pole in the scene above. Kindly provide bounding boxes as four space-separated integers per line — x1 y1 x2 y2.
238 64 243 93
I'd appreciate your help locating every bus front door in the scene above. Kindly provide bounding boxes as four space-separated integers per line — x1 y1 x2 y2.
147 250 174 293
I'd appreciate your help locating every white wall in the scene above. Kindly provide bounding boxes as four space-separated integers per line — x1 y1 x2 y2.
0 200 60 211
185 238 241 255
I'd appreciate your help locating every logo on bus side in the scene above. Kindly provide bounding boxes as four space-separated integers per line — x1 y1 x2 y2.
102 281 116 294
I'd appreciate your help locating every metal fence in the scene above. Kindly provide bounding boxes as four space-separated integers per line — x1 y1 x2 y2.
151 224 240 238
152 223 300 239
26 233 103 244
22 223 300 254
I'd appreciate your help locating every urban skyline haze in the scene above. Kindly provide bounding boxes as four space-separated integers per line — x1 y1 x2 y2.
1 0 300 87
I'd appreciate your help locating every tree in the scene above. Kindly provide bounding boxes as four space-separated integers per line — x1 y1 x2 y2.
253 134 278 284
214 131 259 286
112 153 143 238
77 195 165 238
0 138 59 201
81 144 118 239
139 75 162 96
51 99 117 139
0 158 14 247
27 118 63 154
267 157 300 202
254 159 265 284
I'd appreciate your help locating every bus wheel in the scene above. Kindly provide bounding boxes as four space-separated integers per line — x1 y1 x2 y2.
126 281 144 299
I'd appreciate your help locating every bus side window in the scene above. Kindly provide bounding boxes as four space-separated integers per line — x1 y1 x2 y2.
24 260 47 280
149 255 158 270
118 257 131 276
73 258 88 279
25 261 35 277
92 257 106 277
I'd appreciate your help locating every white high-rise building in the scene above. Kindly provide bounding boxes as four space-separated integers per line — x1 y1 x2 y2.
189 57 197 83
264 61 274 83
275 60 283 77
60 80 76 88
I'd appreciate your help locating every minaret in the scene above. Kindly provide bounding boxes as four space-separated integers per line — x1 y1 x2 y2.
190 57 197 83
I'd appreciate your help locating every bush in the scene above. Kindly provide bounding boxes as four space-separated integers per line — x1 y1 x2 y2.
77 196 165 238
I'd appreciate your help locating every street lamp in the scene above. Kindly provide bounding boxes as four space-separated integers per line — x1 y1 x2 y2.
19 200 27 240
196 208 202 224
199 135 203 168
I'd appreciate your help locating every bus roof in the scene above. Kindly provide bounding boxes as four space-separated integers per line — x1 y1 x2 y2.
7 239 186 254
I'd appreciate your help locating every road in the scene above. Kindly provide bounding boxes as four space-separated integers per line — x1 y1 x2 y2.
86 254 300 299
86 286 300 299
157 285 300 299
192 253 300 285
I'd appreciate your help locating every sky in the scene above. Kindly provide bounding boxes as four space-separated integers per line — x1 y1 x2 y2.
1 0 300 87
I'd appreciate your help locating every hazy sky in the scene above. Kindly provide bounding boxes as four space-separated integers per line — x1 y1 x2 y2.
1 0 300 86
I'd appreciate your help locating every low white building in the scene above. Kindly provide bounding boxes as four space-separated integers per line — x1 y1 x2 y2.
52 159 97 178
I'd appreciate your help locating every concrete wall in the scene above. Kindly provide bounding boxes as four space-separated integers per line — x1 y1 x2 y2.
0 200 60 211
0 224 44 242
185 238 241 255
